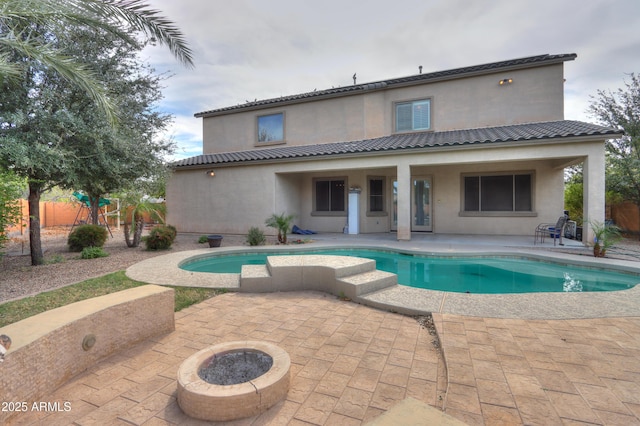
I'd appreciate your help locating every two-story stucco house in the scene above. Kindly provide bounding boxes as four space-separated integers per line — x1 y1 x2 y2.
167 53 620 243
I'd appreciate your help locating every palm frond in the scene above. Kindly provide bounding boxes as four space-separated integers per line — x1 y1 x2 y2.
0 36 118 124
72 0 194 68
0 52 21 78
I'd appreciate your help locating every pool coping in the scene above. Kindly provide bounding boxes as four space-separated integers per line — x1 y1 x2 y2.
125 242 640 320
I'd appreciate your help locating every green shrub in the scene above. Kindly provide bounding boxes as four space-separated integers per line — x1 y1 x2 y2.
246 226 266 246
166 224 178 242
67 225 108 252
198 235 209 244
81 246 109 259
144 225 175 250
45 254 66 264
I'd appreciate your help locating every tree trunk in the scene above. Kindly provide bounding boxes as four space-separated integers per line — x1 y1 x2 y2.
124 215 144 247
89 196 100 225
28 183 44 266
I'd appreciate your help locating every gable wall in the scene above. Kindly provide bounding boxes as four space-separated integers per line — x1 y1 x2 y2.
201 64 565 154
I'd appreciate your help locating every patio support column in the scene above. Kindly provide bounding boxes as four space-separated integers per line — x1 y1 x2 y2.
582 145 606 245
397 162 411 241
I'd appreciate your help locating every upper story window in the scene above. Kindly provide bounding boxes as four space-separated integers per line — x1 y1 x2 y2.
257 113 284 143
395 99 431 132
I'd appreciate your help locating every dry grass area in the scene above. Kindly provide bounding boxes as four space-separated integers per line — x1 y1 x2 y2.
0 227 254 303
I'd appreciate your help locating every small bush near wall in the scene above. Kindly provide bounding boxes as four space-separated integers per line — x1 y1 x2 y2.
68 225 108 252
144 225 176 250
247 226 266 246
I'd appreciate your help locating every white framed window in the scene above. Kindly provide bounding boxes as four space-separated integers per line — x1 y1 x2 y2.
395 99 431 132
463 173 533 213
257 113 284 142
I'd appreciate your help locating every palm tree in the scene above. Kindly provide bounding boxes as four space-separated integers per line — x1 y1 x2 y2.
0 0 194 122
0 0 193 265
265 213 295 244
119 192 167 248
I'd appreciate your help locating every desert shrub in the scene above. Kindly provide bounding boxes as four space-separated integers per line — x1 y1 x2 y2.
198 235 209 244
68 225 108 252
166 224 178 242
246 226 266 246
81 246 109 259
144 225 175 250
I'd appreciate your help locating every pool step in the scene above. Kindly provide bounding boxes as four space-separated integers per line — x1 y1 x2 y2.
240 264 272 292
337 270 398 300
239 256 397 297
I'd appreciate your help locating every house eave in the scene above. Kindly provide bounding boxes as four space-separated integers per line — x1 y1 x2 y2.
171 131 618 171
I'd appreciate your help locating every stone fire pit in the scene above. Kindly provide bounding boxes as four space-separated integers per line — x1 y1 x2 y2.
177 341 290 421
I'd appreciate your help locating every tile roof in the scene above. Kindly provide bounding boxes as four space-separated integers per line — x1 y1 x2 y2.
194 53 577 118
171 120 620 169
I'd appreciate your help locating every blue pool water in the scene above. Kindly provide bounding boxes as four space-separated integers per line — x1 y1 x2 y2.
180 248 639 294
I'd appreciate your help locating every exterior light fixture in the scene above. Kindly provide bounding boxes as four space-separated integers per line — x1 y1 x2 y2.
499 78 513 85
206 170 215 177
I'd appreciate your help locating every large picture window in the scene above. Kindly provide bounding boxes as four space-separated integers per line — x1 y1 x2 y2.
464 173 532 212
314 178 345 212
257 113 284 142
395 99 431 132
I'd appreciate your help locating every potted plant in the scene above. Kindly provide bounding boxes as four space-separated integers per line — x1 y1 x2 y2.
590 221 621 257
207 234 223 247
265 212 295 244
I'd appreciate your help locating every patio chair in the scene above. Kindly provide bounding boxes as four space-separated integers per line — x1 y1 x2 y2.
534 216 567 246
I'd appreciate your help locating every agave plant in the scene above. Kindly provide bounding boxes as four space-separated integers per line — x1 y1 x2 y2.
265 213 295 244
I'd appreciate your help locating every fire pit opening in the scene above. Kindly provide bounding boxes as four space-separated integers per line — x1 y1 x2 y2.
178 341 290 422
199 349 273 385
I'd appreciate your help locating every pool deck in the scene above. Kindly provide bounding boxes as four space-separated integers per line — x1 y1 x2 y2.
13 234 640 425
126 232 640 320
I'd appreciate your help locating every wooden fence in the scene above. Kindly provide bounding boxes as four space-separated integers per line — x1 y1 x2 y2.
5 199 639 235
611 201 640 234
6 199 120 235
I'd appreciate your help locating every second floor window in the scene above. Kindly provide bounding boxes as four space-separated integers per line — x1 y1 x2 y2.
395 99 431 132
257 113 284 142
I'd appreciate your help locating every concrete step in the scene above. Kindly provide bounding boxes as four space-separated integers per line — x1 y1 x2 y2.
239 264 272 292
337 270 397 299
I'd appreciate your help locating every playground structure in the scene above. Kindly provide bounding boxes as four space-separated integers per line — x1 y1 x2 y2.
71 192 120 237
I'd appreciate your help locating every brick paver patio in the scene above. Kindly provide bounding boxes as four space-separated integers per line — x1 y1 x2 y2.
8 291 640 425
434 313 640 425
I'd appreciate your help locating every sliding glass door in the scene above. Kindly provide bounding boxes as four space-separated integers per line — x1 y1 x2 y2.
391 176 432 232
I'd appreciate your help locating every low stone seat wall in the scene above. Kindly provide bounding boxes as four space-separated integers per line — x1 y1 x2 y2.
0 285 175 424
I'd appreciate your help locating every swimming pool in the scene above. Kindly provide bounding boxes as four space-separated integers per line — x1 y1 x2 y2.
180 248 640 294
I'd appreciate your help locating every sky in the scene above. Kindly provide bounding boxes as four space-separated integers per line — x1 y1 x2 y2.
142 0 640 160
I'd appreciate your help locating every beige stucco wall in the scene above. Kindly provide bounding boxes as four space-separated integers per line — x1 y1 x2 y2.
0 285 174 424
167 137 603 239
201 64 565 154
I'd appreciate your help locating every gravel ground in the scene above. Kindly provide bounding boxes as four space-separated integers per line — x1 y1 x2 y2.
2 227 639 304
0 227 255 303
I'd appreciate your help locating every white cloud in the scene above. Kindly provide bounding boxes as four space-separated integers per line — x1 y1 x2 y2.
145 0 640 159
